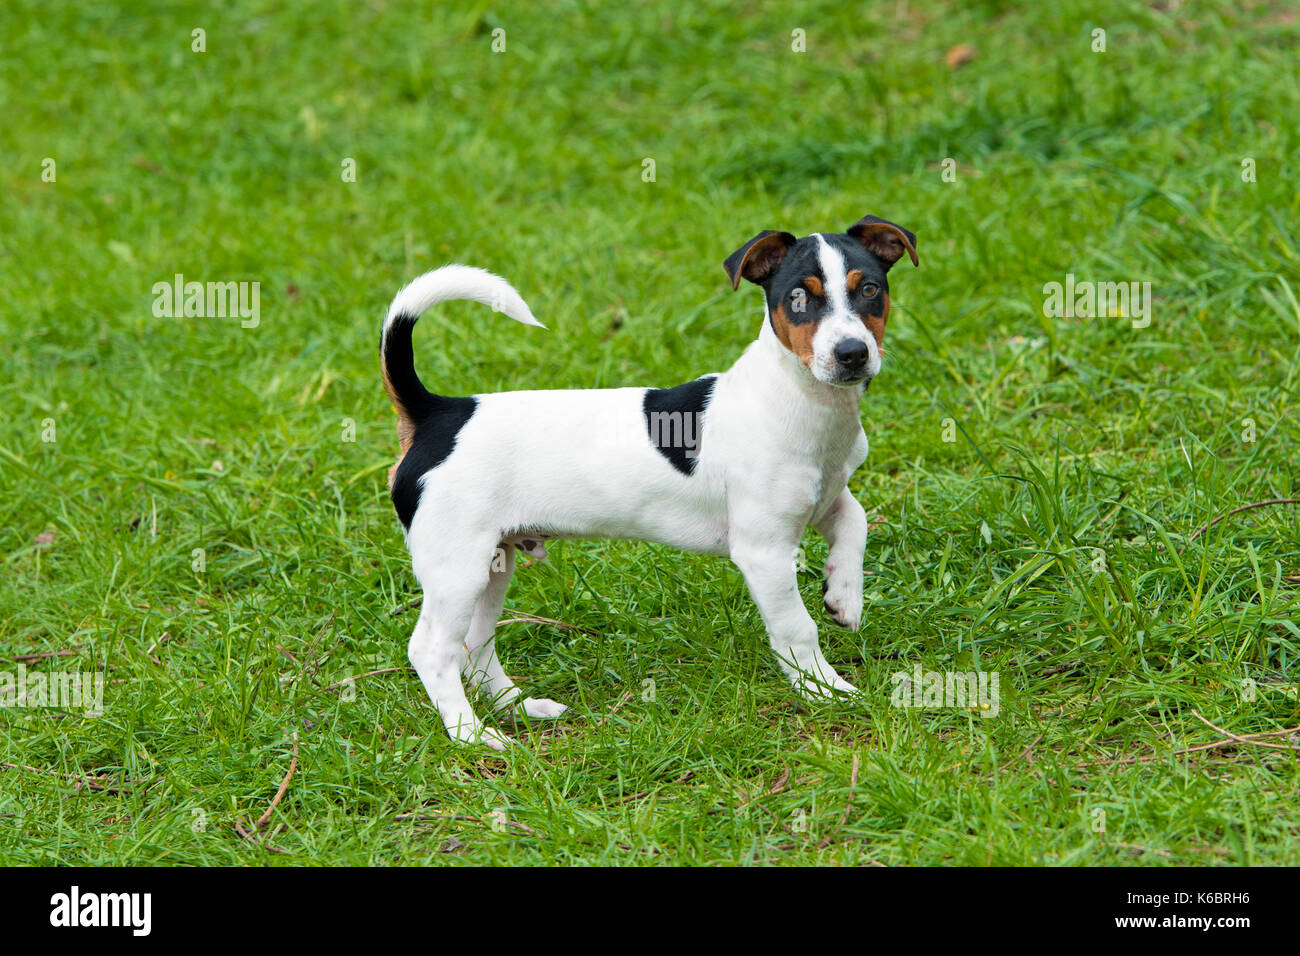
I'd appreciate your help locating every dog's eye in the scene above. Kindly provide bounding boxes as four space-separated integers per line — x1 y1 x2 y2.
860 282 880 298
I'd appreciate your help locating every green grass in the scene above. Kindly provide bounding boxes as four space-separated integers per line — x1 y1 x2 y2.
2 0 1299 866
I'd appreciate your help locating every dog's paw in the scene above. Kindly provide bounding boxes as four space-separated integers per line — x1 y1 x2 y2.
821 570 863 631
785 652 859 700
794 671 859 700
475 727 513 751
448 722 513 751
520 697 568 719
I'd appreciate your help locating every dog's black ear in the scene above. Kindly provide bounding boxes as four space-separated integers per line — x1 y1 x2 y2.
723 230 797 290
847 215 919 271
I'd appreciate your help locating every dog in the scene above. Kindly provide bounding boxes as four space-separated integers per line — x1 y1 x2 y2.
380 214 918 749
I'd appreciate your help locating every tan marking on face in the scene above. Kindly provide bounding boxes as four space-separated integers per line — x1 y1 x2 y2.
381 353 417 489
802 276 824 297
771 301 817 371
845 269 863 295
860 292 890 349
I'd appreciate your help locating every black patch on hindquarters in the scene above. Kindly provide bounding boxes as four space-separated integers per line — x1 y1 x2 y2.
390 396 478 528
642 376 717 475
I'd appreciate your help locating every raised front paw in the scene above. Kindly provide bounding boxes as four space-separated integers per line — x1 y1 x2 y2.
821 567 863 631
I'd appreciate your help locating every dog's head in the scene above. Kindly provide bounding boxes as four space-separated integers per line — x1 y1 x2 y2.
723 215 918 388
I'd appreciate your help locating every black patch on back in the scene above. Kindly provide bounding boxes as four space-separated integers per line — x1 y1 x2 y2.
391 396 478 528
643 376 716 475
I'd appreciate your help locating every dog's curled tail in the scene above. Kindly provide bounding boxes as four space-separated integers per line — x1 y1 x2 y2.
380 264 544 422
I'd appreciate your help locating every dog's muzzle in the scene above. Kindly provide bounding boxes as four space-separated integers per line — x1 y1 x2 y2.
832 338 872 385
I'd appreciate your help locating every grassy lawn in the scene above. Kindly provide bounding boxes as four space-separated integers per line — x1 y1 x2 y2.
2 0 1298 866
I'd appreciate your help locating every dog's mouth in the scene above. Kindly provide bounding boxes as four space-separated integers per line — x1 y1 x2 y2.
820 369 874 389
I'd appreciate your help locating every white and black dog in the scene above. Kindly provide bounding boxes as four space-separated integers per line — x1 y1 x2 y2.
381 215 918 749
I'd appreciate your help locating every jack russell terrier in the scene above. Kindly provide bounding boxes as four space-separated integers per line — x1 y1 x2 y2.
381 214 918 749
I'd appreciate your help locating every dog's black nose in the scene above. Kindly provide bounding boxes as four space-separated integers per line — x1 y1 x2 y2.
834 338 870 368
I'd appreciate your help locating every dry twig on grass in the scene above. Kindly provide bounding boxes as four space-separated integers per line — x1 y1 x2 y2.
1078 715 1300 768
0 761 132 794
1189 498 1300 543
235 734 300 851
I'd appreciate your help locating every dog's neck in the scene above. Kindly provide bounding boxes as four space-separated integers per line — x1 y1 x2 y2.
713 313 866 468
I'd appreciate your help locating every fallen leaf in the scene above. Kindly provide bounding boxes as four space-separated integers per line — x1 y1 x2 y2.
107 241 135 265
946 43 976 70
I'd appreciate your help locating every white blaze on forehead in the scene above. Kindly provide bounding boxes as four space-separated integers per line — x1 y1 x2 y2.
814 234 852 316
809 234 879 384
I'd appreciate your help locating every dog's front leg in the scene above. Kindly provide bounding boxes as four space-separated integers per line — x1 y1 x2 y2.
813 487 867 631
730 526 858 698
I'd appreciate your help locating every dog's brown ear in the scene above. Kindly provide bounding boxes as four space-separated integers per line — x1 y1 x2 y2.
723 230 797 290
847 215 919 270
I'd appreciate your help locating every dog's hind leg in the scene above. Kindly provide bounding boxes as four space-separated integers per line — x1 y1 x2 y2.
464 543 568 720
407 534 512 750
